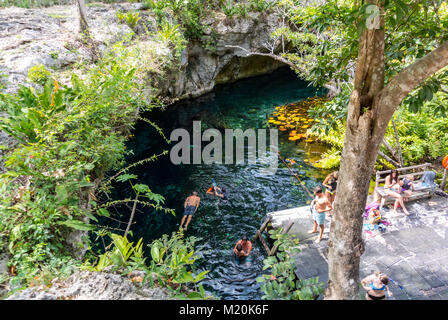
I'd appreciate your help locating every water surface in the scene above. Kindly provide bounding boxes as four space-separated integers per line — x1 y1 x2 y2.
111 67 329 299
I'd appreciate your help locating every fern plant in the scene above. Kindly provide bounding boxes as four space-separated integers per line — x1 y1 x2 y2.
116 10 141 29
84 234 145 272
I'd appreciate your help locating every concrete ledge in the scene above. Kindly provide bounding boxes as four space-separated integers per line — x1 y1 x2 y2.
268 194 448 300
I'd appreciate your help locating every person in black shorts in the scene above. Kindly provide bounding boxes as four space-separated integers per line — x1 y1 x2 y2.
179 191 201 231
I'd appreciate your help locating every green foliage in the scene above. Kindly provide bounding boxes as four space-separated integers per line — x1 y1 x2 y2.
148 230 209 286
308 85 351 134
248 0 277 12
144 0 207 41
116 10 141 29
221 0 238 17
0 42 162 287
28 64 52 86
0 0 131 8
85 231 212 299
257 228 324 300
48 51 59 60
394 106 448 165
0 0 72 8
157 20 187 58
84 234 146 272
314 147 342 169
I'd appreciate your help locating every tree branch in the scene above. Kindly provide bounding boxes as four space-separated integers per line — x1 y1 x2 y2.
391 119 403 167
378 150 400 167
377 40 448 119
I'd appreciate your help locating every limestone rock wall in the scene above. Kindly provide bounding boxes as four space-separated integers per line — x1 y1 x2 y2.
159 11 285 100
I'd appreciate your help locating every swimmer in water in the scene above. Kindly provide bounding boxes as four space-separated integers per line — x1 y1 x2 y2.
233 235 252 258
179 191 200 231
207 183 229 201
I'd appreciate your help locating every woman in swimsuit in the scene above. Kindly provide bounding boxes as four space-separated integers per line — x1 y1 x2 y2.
308 186 333 243
361 272 392 300
384 169 410 216
322 171 338 204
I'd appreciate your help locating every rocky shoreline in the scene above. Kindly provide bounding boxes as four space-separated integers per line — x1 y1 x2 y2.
6 270 171 300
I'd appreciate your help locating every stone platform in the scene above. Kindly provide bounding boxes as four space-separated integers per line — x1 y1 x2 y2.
268 194 448 299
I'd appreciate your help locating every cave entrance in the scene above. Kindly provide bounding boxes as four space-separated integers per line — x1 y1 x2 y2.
215 54 288 85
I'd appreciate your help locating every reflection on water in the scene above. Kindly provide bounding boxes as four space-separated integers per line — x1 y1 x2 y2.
110 67 329 299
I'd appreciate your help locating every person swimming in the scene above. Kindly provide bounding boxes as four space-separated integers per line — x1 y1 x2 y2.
207 183 229 200
235 244 243 256
179 191 201 231
233 235 252 258
217 186 229 200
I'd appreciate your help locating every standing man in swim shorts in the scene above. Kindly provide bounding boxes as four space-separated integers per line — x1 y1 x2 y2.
179 191 200 231
308 186 332 243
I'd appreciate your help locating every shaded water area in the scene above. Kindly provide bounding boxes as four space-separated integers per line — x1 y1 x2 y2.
109 67 330 299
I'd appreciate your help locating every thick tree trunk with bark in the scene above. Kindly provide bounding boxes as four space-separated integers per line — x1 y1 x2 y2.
325 1 448 299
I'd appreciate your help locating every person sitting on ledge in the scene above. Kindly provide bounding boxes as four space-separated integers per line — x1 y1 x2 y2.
401 174 415 201
384 169 410 216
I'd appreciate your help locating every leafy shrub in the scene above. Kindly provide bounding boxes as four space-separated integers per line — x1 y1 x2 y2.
145 0 209 41
28 64 52 85
84 233 146 272
249 0 277 12
148 231 209 287
157 20 187 58
116 10 141 29
0 43 161 287
257 228 324 299
85 231 211 299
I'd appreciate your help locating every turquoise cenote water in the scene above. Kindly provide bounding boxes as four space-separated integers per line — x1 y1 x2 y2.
110 67 330 299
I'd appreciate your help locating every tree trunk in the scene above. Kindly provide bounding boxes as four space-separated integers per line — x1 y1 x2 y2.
325 0 386 300
77 0 89 35
325 0 448 298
